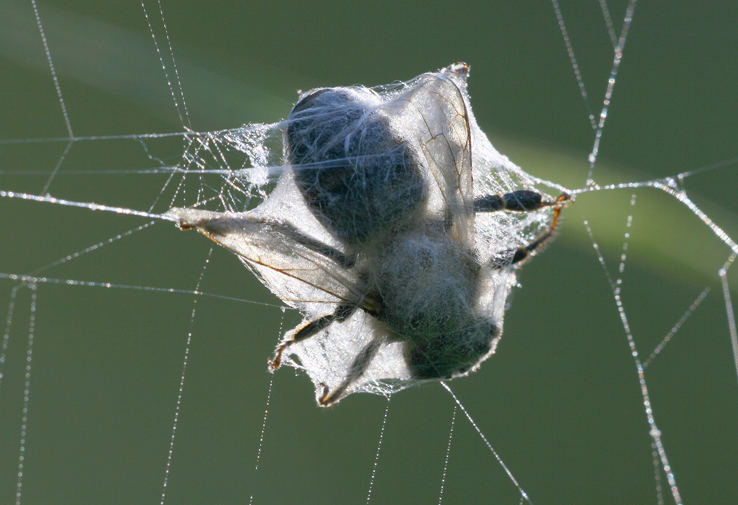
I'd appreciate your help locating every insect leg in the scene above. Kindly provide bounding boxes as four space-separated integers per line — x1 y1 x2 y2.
268 303 357 371
474 190 567 213
490 193 571 268
318 338 383 407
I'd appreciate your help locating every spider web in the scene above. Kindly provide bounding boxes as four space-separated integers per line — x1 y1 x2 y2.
0 1 736 504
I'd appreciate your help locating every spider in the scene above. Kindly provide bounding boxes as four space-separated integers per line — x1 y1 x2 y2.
169 63 569 406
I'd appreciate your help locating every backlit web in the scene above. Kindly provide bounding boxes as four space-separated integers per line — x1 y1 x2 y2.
0 1 736 504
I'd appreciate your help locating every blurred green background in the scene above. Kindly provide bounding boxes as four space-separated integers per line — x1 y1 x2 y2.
1 0 736 504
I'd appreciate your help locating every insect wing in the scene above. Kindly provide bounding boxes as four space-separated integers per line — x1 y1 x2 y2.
388 67 474 245
168 206 361 315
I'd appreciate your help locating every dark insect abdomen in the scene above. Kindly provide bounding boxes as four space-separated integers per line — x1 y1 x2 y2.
285 88 426 245
405 321 498 379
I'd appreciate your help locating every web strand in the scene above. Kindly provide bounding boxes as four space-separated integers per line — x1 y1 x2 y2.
39 140 73 195
0 271 283 309
29 221 157 274
159 249 213 505
140 0 189 127
549 0 596 131
650 440 665 505
586 220 684 505
0 190 171 221
643 287 711 369
587 0 638 180
676 155 738 180
0 131 200 144
597 0 618 48
253 308 286 475
718 254 738 387
29 0 73 139
14 285 37 505
440 382 531 504
613 194 637 295
436 404 457 505
365 397 391 505
0 285 20 397
154 0 191 127
572 177 738 257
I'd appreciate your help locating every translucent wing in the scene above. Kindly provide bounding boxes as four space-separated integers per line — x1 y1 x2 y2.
385 63 474 245
167 177 362 317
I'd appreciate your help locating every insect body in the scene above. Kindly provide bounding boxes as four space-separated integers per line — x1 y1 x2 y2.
286 87 426 245
170 63 569 406
372 222 498 379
